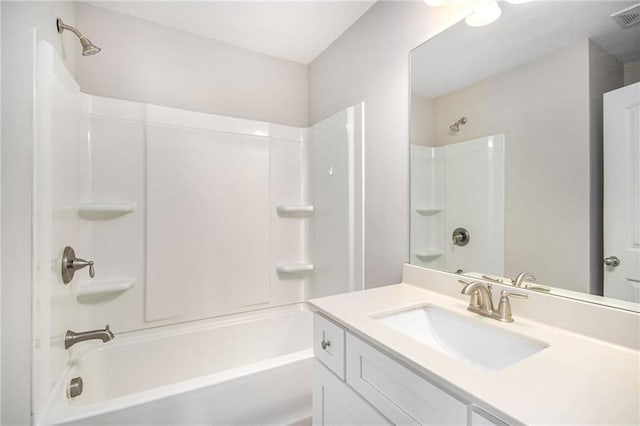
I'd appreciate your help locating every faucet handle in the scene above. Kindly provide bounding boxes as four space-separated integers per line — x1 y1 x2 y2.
502 290 528 299
61 246 96 283
495 290 528 322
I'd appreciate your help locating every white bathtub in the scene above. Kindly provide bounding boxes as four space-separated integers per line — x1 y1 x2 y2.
39 304 313 425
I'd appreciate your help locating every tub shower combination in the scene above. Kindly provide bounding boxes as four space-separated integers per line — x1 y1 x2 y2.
33 37 363 424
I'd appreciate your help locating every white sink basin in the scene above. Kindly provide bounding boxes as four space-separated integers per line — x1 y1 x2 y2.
375 305 547 371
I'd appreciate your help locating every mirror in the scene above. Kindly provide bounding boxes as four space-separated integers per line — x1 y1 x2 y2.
409 0 640 311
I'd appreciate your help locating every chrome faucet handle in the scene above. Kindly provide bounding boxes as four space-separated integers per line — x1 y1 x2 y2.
61 246 96 284
523 283 550 292
495 290 528 322
73 258 95 278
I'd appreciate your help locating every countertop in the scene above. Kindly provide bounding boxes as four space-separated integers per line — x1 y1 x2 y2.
309 283 640 425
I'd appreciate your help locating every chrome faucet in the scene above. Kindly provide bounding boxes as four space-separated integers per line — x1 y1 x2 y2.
460 280 495 317
65 325 114 349
512 272 550 292
459 280 528 322
513 272 536 287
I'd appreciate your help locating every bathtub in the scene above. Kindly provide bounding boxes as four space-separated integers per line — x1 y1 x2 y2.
39 303 313 425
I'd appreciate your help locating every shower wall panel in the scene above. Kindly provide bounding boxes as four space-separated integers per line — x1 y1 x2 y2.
307 103 364 299
145 126 270 321
33 40 90 416
71 96 307 331
444 135 505 275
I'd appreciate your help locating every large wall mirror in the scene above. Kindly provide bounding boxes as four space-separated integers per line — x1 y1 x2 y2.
410 0 640 311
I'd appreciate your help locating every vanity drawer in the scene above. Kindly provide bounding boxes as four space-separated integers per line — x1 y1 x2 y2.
346 333 467 425
313 313 346 379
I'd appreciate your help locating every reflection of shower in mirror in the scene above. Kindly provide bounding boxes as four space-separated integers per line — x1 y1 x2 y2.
449 117 467 132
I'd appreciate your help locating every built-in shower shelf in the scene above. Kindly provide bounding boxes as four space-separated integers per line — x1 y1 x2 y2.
77 203 137 219
276 205 314 216
75 278 136 300
414 250 443 261
276 262 314 273
416 206 443 215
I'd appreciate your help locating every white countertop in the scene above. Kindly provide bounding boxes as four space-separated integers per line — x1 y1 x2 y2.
309 283 640 425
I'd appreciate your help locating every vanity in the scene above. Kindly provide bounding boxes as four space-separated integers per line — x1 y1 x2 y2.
309 265 640 425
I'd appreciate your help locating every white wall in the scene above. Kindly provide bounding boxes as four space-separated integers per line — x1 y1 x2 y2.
75 2 308 127
410 95 434 147
1 2 77 424
624 61 640 85
308 1 474 288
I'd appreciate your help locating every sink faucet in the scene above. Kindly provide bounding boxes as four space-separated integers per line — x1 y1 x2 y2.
459 280 528 322
460 280 495 317
513 272 536 287
512 272 550 292
65 325 114 349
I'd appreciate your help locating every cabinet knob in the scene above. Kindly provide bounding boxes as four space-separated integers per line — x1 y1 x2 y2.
321 339 331 350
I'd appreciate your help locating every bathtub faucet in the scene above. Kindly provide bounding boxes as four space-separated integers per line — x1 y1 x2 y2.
65 324 114 349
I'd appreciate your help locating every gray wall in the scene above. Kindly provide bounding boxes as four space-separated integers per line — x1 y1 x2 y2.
1 3 77 424
308 1 471 288
75 3 308 127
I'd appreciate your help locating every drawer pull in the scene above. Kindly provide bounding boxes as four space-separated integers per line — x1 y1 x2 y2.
321 339 332 350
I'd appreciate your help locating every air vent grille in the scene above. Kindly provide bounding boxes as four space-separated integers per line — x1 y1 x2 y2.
611 4 640 28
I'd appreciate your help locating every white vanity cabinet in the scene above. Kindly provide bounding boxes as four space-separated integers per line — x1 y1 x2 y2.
313 360 391 426
312 313 510 426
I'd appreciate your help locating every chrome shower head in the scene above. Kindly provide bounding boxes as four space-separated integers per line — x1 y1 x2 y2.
449 117 467 132
57 17 101 56
79 37 101 56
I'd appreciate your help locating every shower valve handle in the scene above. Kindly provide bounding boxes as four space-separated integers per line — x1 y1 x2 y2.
61 246 96 284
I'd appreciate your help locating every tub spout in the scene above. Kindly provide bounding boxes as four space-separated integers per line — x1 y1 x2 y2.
65 324 114 349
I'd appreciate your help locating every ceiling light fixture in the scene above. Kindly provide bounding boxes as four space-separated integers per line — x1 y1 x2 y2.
465 1 502 27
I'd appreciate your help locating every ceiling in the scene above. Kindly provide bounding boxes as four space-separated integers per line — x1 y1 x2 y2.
411 1 640 97
84 1 377 64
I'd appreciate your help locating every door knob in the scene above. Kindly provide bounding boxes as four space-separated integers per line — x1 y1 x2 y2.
603 256 620 267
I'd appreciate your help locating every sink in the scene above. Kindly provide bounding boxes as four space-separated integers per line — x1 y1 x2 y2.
375 305 547 371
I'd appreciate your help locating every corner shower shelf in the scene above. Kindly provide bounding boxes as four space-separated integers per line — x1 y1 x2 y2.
77 202 137 220
414 250 443 261
415 206 443 215
275 205 314 216
75 277 136 300
276 263 314 273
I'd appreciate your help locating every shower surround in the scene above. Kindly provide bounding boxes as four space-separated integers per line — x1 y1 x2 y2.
34 40 364 424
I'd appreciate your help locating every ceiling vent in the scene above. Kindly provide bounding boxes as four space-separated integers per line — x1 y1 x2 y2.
611 3 640 28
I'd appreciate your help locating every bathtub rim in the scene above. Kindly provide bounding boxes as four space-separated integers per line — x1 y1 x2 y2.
37 302 312 425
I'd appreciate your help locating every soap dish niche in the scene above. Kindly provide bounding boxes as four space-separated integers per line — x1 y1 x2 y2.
276 205 314 217
276 262 314 274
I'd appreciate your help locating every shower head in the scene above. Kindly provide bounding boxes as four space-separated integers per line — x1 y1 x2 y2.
449 117 467 132
57 17 101 56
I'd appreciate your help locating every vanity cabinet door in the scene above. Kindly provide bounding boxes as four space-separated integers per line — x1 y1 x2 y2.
314 314 346 380
470 407 509 426
312 360 391 426
346 333 468 425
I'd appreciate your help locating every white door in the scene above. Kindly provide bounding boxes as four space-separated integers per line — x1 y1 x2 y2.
604 82 640 302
